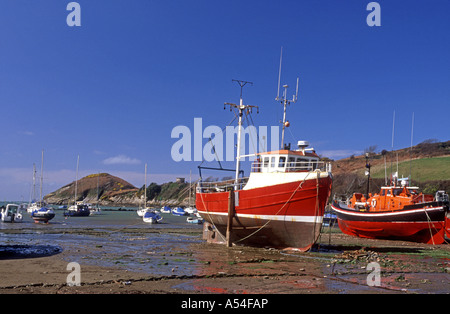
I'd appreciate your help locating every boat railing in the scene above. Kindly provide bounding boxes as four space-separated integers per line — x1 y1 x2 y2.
196 177 249 193
250 160 330 173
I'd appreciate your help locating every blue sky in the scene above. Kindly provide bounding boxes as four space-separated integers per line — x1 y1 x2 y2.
0 0 449 200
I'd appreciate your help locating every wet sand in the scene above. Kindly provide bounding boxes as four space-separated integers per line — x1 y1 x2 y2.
0 226 448 294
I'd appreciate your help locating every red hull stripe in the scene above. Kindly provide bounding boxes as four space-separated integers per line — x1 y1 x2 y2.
198 211 323 223
331 205 444 218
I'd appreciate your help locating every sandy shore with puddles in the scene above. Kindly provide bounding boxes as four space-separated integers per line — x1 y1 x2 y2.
0 210 448 294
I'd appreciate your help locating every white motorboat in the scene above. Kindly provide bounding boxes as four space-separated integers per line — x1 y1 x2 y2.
1 204 23 223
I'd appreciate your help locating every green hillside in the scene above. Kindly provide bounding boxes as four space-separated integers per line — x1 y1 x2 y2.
370 156 450 182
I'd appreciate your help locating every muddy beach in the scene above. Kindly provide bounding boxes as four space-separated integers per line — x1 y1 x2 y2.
0 221 448 294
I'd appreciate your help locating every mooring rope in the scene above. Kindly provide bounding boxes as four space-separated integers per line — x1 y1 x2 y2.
423 207 449 245
234 170 319 244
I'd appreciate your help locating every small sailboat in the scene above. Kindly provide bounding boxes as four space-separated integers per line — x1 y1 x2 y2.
0 204 23 223
137 208 148 217
90 173 102 215
160 206 171 214
30 150 55 223
187 212 203 224
185 207 197 215
64 201 90 217
31 205 56 223
140 164 163 224
64 155 90 217
185 171 198 215
171 207 187 216
143 211 163 223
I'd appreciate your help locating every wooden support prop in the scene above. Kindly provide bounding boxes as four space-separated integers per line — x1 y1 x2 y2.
226 189 235 247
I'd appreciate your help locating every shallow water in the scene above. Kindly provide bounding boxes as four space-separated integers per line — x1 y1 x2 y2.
0 208 203 276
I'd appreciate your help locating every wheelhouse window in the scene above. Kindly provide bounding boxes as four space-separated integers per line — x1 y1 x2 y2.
263 157 269 168
278 156 286 168
296 158 310 170
270 156 276 168
288 157 296 170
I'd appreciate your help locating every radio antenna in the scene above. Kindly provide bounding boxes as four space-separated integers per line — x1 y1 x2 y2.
276 47 283 100
275 47 299 149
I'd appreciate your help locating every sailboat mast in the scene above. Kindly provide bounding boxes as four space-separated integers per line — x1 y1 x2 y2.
189 170 192 206
32 163 36 203
40 150 44 205
74 155 79 204
96 171 100 208
144 163 147 208
409 112 414 183
390 111 395 186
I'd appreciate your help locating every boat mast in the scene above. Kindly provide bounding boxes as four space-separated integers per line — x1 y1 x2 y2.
31 163 36 204
144 163 147 208
40 150 44 206
225 79 257 188
365 153 371 197
276 47 299 149
409 112 414 184
74 155 79 204
96 171 100 209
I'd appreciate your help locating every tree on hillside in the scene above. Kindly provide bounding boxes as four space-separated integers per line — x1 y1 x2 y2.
364 145 378 155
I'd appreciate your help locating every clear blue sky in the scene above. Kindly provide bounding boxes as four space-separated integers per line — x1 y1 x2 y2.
0 0 449 200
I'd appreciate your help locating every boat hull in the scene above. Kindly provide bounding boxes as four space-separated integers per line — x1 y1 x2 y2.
143 211 163 224
31 212 55 223
332 201 448 244
196 174 332 251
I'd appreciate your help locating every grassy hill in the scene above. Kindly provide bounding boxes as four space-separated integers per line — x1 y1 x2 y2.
330 140 450 198
370 156 450 182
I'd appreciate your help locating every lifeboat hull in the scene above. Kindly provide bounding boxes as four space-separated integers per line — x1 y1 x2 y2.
332 201 447 244
196 175 332 251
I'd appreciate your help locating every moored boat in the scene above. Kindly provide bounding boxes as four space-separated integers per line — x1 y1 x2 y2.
143 210 163 224
31 205 56 223
196 79 332 251
29 150 56 223
0 204 23 223
64 202 91 217
137 208 148 217
331 156 449 244
187 213 204 224
160 206 171 214
172 207 187 216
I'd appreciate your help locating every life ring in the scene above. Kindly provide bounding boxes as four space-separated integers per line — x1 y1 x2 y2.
371 199 377 208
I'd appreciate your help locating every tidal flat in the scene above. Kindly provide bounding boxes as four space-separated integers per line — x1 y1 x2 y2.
0 210 448 294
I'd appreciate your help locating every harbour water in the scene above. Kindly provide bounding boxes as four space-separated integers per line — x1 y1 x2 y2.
0 204 203 276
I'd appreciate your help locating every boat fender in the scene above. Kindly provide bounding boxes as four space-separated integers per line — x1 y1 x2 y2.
371 199 377 208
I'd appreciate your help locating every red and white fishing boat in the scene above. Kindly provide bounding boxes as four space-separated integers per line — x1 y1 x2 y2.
196 80 332 251
331 156 449 244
